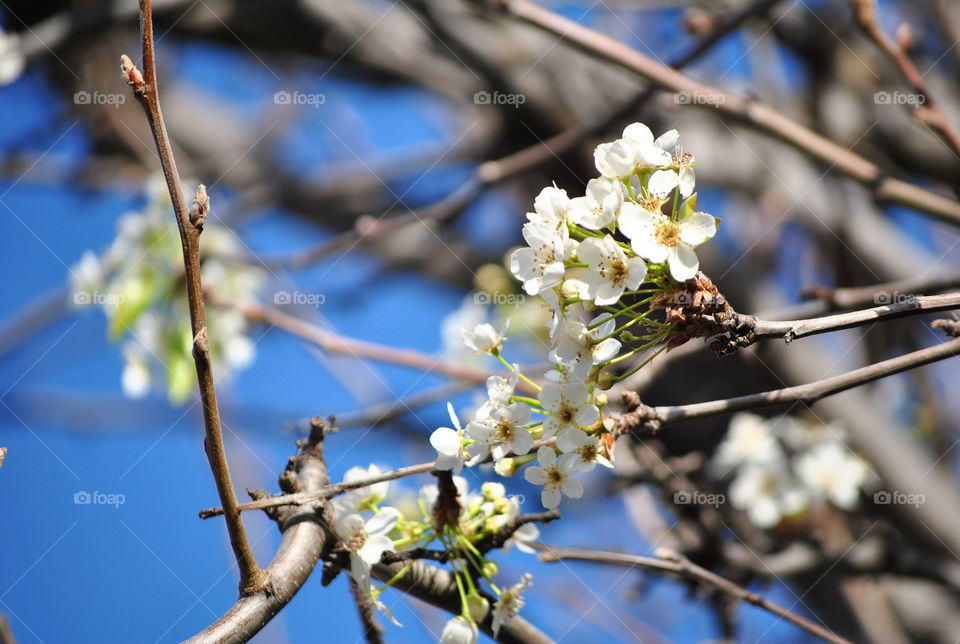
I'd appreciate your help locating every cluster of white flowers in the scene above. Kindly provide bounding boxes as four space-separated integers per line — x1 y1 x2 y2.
714 413 871 528
332 467 536 642
70 174 266 402
431 122 717 509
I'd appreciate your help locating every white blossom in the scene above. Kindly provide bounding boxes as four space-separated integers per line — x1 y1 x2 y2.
524 446 584 509
466 403 534 461
594 139 637 179
795 442 868 510
618 202 716 282
729 464 809 529
334 464 390 514
576 234 648 305
510 222 574 295
538 383 599 439
551 314 621 366
492 574 532 637
461 321 506 353
528 185 570 229
713 413 784 473
560 435 613 472
430 403 473 473
568 178 622 229
621 122 674 168
335 507 400 586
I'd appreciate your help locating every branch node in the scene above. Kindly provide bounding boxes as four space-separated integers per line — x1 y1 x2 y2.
932 317 960 338
192 327 209 360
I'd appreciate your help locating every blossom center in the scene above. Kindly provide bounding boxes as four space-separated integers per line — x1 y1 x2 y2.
546 466 564 486
347 527 368 551
654 219 682 248
496 420 515 442
557 403 576 425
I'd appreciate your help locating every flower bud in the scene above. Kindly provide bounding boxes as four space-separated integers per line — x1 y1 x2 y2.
494 457 518 477
482 561 499 578
465 592 490 622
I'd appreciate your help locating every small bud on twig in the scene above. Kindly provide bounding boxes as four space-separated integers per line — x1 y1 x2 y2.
895 23 913 52
189 184 209 230
120 54 145 92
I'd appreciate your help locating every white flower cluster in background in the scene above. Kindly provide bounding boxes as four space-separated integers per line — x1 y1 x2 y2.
431 122 718 509
69 174 266 403
713 413 871 529
333 467 537 642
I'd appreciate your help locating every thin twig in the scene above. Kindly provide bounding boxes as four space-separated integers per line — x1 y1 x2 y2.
751 292 960 342
536 544 853 644
616 331 960 432
350 577 385 644
498 0 960 226
214 294 541 394
851 0 960 156
199 461 436 519
121 0 265 594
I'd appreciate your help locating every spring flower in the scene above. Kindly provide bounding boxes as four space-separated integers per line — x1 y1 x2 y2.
334 464 390 514
524 446 584 509
335 507 400 586
729 464 809 529
510 221 574 295
462 321 507 353
712 413 783 473
538 383 599 439
795 442 868 510
594 138 638 179
576 235 648 305
651 129 696 197
466 403 534 460
568 178 622 229
430 403 473 473
560 436 613 472
618 201 717 282
492 574 533 636
551 315 621 366
440 616 478 644
528 185 570 229
621 122 674 168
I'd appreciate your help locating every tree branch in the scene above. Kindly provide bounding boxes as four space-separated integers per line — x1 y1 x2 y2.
851 0 960 156
184 419 332 643
199 460 436 519
497 0 960 226
537 544 853 644
121 0 265 595
615 330 960 432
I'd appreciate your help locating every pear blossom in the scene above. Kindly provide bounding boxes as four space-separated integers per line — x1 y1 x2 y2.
618 202 717 282
440 616 478 644
568 178 623 229
560 436 613 472
543 352 592 385
576 234 648 305
334 464 390 514
335 507 400 586
594 139 637 179
492 574 533 636
712 413 784 473
729 464 809 529
622 122 673 168
510 221 574 295
419 475 471 517
551 315 621 366
652 129 696 197
466 403 534 461
462 321 506 353
528 185 570 229
430 403 473 473
538 383 599 439
524 446 584 508
795 442 868 510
